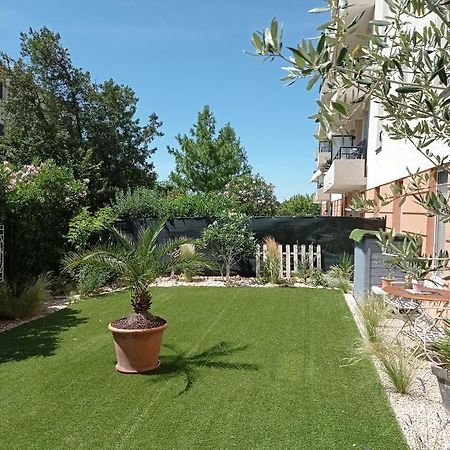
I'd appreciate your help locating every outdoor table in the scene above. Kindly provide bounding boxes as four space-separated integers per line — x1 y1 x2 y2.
382 284 450 307
383 284 450 359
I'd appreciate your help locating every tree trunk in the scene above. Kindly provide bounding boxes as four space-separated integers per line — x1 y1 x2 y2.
131 288 152 315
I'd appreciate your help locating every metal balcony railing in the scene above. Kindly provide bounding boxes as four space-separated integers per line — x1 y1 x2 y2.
318 141 332 153
332 145 367 161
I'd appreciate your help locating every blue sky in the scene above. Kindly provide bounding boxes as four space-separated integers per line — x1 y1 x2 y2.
0 0 323 200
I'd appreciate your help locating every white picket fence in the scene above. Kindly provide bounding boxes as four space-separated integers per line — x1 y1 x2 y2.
255 243 322 279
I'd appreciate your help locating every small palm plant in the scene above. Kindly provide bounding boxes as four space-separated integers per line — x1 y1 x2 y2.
63 219 210 328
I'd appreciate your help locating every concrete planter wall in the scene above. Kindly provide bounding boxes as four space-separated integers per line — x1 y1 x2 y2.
431 363 450 414
353 236 404 300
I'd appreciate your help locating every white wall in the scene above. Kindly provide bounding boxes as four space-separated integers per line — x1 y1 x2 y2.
365 0 449 190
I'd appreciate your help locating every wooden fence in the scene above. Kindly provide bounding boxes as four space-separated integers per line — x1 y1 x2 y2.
255 243 322 279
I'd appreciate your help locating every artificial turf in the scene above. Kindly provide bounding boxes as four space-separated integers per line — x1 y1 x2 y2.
0 287 407 449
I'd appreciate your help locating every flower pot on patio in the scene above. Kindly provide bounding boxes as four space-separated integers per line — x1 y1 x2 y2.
412 279 425 292
431 363 450 414
381 277 395 288
109 321 168 374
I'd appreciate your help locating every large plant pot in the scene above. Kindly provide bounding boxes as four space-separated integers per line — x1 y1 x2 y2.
381 277 395 288
108 322 168 374
431 363 450 414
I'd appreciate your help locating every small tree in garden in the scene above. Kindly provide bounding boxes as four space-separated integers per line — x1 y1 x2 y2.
168 105 250 193
279 194 320 216
201 212 256 281
224 173 278 216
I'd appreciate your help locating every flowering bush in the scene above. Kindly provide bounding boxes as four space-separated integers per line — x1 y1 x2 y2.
224 173 278 217
1 160 88 280
201 212 256 280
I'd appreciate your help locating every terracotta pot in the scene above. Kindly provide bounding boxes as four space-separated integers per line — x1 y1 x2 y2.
431 363 450 415
108 321 168 374
381 277 395 288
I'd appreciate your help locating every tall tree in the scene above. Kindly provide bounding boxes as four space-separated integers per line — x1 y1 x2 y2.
0 27 163 206
168 105 249 193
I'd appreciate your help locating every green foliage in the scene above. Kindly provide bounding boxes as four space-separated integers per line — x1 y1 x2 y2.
0 274 52 319
358 296 391 343
63 220 210 315
67 207 116 249
167 192 233 218
361 339 420 395
112 187 167 220
279 194 320 216
261 236 281 284
224 173 278 216
112 188 234 220
328 253 354 280
308 267 327 287
201 212 256 280
1 160 87 281
76 265 114 296
0 27 162 207
324 274 352 293
434 324 450 367
378 230 449 281
168 105 250 193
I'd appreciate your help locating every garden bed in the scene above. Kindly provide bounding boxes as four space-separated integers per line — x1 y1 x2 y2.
0 287 406 449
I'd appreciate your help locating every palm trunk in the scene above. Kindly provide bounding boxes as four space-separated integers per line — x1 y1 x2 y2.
131 288 152 316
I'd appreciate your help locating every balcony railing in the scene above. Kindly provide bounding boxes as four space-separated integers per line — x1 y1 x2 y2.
318 141 332 153
332 145 366 161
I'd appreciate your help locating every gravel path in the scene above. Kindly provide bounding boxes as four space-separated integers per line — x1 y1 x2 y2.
345 293 450 450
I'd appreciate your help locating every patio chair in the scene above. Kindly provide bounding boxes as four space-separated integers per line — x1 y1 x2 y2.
371 285 421 340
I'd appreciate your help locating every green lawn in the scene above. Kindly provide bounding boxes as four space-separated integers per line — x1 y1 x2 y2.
0 287 407 450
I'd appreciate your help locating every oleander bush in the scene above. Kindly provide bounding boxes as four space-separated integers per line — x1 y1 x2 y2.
1 160 88 281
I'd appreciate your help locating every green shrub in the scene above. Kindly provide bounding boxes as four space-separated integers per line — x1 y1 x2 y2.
112 187 168 220
76 265 114 296
0 274 52 319
167 192 232 218
1 160 88 281
363 339 420 394
278 194 320 216
201 212 256 280
224 173 278 216
359 295 391 342
67 207 116 249
309 268 327 287
329 253 354 280
324 274 352 293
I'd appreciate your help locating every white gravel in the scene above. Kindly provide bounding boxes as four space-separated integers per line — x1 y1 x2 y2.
345 293 450 450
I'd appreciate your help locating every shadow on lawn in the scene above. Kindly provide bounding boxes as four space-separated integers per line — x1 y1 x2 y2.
0 308 88 364
147 341 258 395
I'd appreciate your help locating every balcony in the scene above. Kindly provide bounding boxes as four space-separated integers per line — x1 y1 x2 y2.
314 186 330 203
323 146 367 194
315 140 332 169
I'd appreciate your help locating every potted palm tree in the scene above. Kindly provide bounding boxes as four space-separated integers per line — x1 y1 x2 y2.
63 219 210 374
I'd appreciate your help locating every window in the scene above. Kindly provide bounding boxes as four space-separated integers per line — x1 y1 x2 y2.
434 170 448 255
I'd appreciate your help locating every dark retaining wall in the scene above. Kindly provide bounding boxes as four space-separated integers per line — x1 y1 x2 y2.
117 216 386 273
